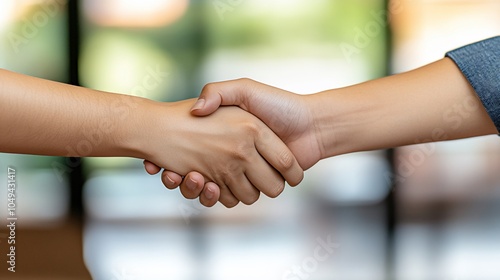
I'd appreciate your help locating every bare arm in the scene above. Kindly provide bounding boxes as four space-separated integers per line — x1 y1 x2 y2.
154 57 497 204
0 69 303 207
314 57 497 158
0 68 144 157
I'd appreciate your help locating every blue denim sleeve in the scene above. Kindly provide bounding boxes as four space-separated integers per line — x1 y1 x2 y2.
446 36 500 133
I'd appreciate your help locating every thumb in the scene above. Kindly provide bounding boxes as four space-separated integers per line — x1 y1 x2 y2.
190 79 250 116
189 96 220 117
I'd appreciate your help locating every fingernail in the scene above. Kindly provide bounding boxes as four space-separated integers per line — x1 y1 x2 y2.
166 175 175 185
187 178 197 190
205 187 214 200
191 98 205 111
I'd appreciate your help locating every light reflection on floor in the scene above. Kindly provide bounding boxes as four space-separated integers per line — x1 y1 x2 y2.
83 170 388 280
84 210 388 280
395 190 500 280
83 171 500 280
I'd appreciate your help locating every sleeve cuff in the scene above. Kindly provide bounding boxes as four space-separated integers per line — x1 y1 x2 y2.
445 36 500 133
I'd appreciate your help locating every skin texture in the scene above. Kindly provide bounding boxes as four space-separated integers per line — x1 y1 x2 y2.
149 57 498 206
0 69 304 208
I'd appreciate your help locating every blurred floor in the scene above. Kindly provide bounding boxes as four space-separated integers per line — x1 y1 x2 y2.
0 218 91 280
81 169 500 280
395 188 500 280
84 205 387 280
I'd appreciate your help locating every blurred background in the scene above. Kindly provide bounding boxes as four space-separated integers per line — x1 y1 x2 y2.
0 0 499 279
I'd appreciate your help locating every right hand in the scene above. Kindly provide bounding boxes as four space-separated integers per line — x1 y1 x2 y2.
142 98 304 208
192 78 322 169
145 79 322 205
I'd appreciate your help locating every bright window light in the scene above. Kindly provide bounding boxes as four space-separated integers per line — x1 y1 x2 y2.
83 0 188 27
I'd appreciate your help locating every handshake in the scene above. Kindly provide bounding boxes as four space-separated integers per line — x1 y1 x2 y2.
1 52 496 207
142 78 323 208
139 55 497 207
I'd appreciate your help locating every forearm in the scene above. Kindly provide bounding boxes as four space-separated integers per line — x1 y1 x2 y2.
0 69 149 158
312 57 498 158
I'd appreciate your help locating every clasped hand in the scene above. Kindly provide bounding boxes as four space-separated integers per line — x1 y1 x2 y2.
142 96 311 207
144 79 323 207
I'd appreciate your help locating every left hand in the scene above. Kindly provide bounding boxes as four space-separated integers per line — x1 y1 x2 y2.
142 98 304 207
145 79 321 207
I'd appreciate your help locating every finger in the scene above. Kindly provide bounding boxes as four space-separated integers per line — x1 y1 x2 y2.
199 182 220 207
191 79 251 116
255 126 304 186
245 153 285 199
161 170 183 190
190 96 220 116
217 182 240 208
143 160 162 175
222 172 260 205
179 172 205 199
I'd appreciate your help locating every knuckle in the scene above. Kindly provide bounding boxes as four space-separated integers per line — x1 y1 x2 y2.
241 192 260 206
228 161 242 174
219 187 240 208
266 180 285 198
288 171 304 186
235 78 257 105
231 141 255 162
278 150 295 170
216 165 241 183
236 77 254 85
222 199 239 208
243 121 260 136
201 82 218 94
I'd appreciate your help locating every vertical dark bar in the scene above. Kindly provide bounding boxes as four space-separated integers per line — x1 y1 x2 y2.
384 0 394 77
384 1 396 280
68 0 80 86
385 150 396 280
67 0 85 218
188 1 209 99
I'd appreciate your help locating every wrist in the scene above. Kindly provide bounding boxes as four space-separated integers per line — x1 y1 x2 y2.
310 87 381 159
113 94 168 160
